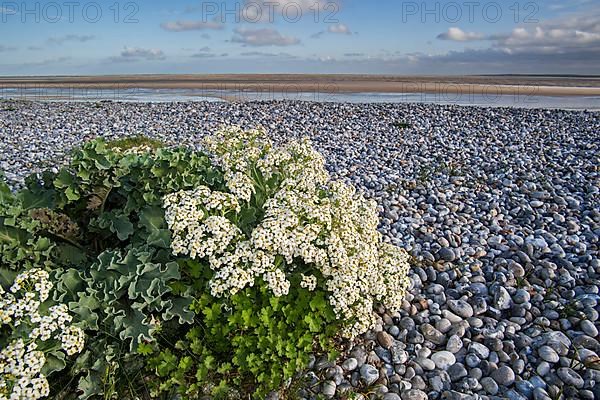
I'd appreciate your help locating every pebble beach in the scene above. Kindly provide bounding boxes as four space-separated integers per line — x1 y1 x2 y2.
0 99 599 400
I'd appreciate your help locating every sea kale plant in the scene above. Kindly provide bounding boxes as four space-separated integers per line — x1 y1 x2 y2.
0 128 411 399
0 269 84 400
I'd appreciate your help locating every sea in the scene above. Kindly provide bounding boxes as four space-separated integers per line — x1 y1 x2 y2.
1 86 599 111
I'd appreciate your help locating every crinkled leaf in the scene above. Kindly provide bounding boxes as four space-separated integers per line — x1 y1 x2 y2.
162 297 194 324
110 214 134 240
42 351 66 375
17 189 55 210
138 206 165 233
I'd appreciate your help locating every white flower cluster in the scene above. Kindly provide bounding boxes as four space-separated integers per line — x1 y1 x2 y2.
1 269 85 400
164 186 242 259
300 274 317 292
203 126 270 202
164 127 411 338
0 340 49 400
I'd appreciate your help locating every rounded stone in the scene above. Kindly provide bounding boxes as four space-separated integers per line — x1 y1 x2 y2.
377 331 395 349
359 364 379 386
342 357 359 372
580 320 598 337
430 351 456 370
446 335 463 353
321 381 336 398
481 376 499 395
448 363 468 382
401 389 428 400
557 367 584 388
469 342 490 359
491 365 516 386
538 346 559 363
447 299 474 318
438 247 456 262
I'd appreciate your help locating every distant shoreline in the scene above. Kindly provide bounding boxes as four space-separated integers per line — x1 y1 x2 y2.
1 74 600 97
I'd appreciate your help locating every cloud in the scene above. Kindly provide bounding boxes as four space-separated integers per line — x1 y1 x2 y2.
190 47 228 58
191 52 218 58
47 35 96 45
328 23 351 35
437 27 485 41
475 10 600 59
110 47 166 62
240 0 340 23
312 23 353 38
320 9 600 74
160 19 223 31
426 9 600 73
231 27 300 46
240 51 295 58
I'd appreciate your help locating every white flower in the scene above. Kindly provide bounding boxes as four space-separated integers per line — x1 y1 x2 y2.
1 269 85 399
300 274 317 291
59 326 85 356
164 127 411 338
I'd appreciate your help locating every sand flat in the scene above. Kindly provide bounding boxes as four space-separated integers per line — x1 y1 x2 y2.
1 74 600 97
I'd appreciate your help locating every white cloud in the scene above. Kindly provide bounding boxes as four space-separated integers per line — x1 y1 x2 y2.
431 9 600 69
160 19 223 31
47 35 96 45
190 47 228 58
437 27 485 41
240 0 340 23
0 45 16 52
111 47 166 62
328 23 351 35
312 23 353 39
240 51 295 58
231 28 300 46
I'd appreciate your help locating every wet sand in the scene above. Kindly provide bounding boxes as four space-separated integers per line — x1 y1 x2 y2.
1 74 600 97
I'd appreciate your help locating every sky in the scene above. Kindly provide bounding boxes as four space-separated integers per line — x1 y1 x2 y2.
0 0 599 75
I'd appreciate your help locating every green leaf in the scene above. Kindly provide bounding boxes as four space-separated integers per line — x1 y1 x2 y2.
0 177 12 204
138 205 165 233
137 342 154 356
114 307 152 350
111 214 134 240
309 292 327 312
0 222 25 244
55 244 88 266
65 186 80 201
53 169 74 188
41 351 66 375
0 267 17 289
17 189 55 210
162 297 194 324
304 314 322 333
77 368 105 399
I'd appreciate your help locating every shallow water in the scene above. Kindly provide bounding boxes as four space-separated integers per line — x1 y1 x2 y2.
1 87 600 110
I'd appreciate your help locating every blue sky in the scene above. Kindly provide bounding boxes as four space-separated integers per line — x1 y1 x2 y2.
0 0 598 75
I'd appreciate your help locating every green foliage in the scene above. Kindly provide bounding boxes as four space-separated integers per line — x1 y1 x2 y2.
0 131 409 399
0 139 225 399
146 273 340 399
